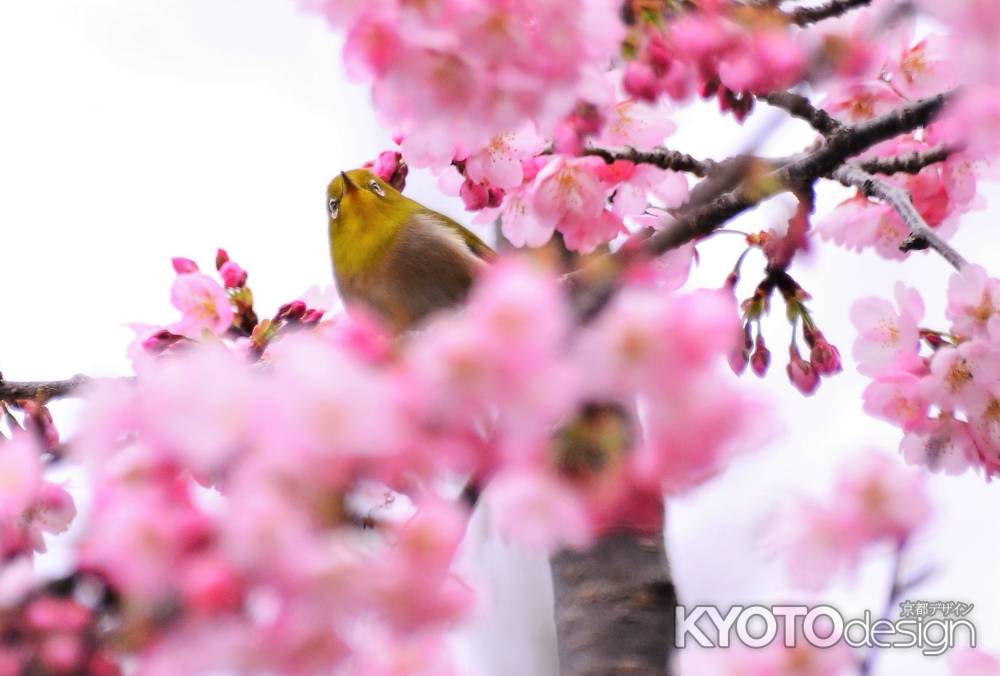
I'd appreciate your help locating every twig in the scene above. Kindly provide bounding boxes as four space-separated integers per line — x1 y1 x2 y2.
831 164 968 270
569 90 954 320
858 145 956 175
761 91 843 135
583 146 714 177
643 91 953 257
0 375 95 402
788 0 873 26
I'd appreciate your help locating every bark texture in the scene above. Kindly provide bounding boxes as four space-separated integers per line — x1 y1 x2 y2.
551 528 676 676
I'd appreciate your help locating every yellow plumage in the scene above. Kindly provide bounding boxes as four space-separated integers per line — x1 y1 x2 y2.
327 169 495 331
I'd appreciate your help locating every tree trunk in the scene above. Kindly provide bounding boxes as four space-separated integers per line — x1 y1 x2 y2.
551 526 676 675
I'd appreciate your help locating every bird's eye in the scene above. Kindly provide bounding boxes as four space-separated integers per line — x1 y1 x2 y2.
369 180 385 197
328 198 340 219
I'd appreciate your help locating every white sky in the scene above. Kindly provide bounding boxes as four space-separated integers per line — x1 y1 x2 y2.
1 2 997 675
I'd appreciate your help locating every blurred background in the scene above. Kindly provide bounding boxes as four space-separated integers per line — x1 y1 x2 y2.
0 2 996 674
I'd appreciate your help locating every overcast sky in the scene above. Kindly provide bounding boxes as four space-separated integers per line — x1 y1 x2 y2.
1 2 997 674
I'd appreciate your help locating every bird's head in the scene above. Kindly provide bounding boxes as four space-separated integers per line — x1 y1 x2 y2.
327 168 413 234
327 168 417 276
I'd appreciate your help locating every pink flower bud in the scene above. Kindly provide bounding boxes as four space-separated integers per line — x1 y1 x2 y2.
809 333 843 375
787 345 820 395
25 597 91 633
276 300 307 321
301 309 325 324
728 345 749 375
181 555 243 614
646 35 672 73
623 61 660 102
371 150 408 191
751 334 771 377
219 261 248 289
171 257 199 274
38 634 84 673
141 329 184 355
215 248 230 270
459 178 490 211
486 186 506 208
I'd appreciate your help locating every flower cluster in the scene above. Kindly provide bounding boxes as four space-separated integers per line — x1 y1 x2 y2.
917 0 1000 159
0 251 758 673
306 0 623 167
779 451 931 590
731 264 843 396
624 3 807 116
852 267 1000 479
0 431 75 561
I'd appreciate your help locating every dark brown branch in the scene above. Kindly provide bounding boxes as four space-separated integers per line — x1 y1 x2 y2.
583 146 714 177
570 90 954 320
788 0 873 25
761 91 843 135
857 145 956 175
831 164 968 269
643 91 952 257
552 527 675 676
0 375 94 402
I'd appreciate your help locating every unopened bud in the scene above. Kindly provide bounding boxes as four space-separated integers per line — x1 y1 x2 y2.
787 345 820 395
215 248 230 270
459 178 490 211
751 334 771 377
171 257 199 274
219 261 248 289
301 309 325 324
810 336 843 375
276 300 307 321
623 61 660 102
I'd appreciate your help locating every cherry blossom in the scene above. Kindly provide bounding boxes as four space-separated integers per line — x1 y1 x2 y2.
169 272 235 338
850 283 924 377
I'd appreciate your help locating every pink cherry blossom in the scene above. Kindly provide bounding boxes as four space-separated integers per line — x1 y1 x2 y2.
494 188 554 249
946 264 1000 340
718 30 806 95
885 34 956 100
850 283 924 377
900 417 976 476
487 470 591 550
530 156 623 253
779 499 863 590
920 345 990 412
968 393 1000 478
595 93 677 151
0 435 42 521
170 272 234 338
835 451 931 543
780 451 931 589
463 127 546 190
862 370 929 431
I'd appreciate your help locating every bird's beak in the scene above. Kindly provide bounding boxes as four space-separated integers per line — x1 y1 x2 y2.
340 171 357 193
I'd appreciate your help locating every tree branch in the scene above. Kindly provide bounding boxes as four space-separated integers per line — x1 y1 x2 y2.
787 0 873 26
583 146 714 177
0 375 95 402
761 91 843 135
644 91 952 257
831 164 968 269
857 145 956 175
569 90 954 320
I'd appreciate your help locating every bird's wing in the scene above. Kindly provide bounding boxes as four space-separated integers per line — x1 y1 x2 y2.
420 210 497 263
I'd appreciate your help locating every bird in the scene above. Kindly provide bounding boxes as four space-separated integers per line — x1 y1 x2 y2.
327 168 496 332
